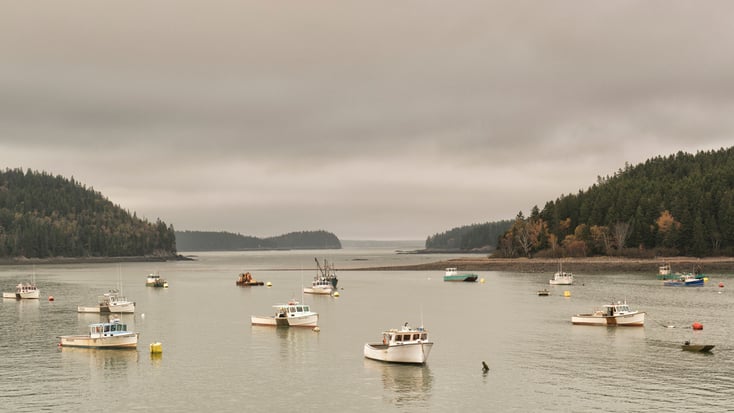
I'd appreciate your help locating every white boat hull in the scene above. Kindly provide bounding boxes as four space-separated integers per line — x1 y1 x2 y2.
77 302 135 313
4 291 40 299
303 286 333 295
3 290 40 299
549 279 573 285
572 311 645 326
251 313 319 327
364 342 433 364
58 333 139 348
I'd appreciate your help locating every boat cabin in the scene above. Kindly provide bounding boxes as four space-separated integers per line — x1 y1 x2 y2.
274 301 311 317
90 320 130 338
603 302 633 316
383 325 429 345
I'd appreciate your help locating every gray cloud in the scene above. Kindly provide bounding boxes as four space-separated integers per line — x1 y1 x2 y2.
1 1 732 239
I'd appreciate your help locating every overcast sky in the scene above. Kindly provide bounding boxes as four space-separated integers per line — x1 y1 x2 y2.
1 2 732 240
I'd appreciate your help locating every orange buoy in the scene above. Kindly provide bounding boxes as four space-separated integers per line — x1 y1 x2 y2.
719 282 724 288
692 322 703 330
48 296 54 301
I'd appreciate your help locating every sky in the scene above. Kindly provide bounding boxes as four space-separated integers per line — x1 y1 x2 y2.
1 1 733 240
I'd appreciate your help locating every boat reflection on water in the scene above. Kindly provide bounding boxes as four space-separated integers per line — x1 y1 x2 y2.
363 359 433 408
60 346 139 377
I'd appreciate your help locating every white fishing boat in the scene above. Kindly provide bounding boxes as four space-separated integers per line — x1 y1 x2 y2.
58 318 139 348
145 272 168 288
363 323 433 364
2 282 40 299
571 300 645 326
78 289 135 313
251 300 318 327
304 258 338 295
549 262 574 285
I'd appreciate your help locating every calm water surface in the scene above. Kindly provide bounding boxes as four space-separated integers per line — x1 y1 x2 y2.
1 248 733 412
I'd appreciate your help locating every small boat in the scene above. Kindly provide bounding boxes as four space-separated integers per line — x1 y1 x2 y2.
549 263 573 285
571 300 645 326
78 289 135 313
236 272 264 286
656 263 677 279
682 341 714 352
304 258 338 294
663 274 704 287
537 289 550 296
251 300 318 327
443 268 478 282
363 323 433 364
58 318 138 348
146 273 169 288
2 282 40 299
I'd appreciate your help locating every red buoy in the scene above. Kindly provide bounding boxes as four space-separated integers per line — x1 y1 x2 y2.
719 282 724 288
48 295 54 301
692 322 703 330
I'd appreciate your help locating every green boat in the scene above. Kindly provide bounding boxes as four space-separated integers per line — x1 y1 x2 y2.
443 268 478 282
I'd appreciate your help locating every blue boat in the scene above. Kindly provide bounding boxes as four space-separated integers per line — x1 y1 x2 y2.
663 274 704 287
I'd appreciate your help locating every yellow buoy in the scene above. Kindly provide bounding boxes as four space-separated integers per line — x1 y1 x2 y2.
313 326 320 332
563 290 571 297
150 342 163 354
266 282 272 287
703 277 709 282
333 291 340 297
479 278 485 283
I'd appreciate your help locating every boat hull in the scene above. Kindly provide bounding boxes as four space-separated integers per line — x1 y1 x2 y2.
682 344 715 352
3 290 40 299
663 279 704 287
3 291 40 299
443 275 478 282
237 281 264 286
572 311 645 326
77 303 136 313
58 333 139 349
363 342 433 364
303 286 333 294
549 279 573 285
250 313 319 327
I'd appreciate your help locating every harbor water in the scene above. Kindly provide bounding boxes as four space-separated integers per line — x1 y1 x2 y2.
1 247 733 412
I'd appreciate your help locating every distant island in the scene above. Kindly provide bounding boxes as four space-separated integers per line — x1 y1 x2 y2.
175 230 342 251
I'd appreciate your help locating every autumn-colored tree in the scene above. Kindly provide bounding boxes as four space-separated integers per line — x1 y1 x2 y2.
656 210 681 248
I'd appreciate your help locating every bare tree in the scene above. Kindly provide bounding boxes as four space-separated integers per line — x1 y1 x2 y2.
611 221 630 252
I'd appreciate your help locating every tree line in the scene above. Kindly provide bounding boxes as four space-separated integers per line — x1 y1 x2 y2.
496 147 734 258
0 168 176 258
175 230 342 251
425 221 513 250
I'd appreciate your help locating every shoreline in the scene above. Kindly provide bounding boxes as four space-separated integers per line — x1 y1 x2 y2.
346 256 734 274
0 254 192 266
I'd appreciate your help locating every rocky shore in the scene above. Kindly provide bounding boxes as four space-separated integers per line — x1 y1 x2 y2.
351 256 734 274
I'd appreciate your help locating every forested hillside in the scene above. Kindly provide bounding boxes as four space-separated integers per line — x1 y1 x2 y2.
425 220 513 251
175 230 341 251
0 168 177 258
497 147 734 258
